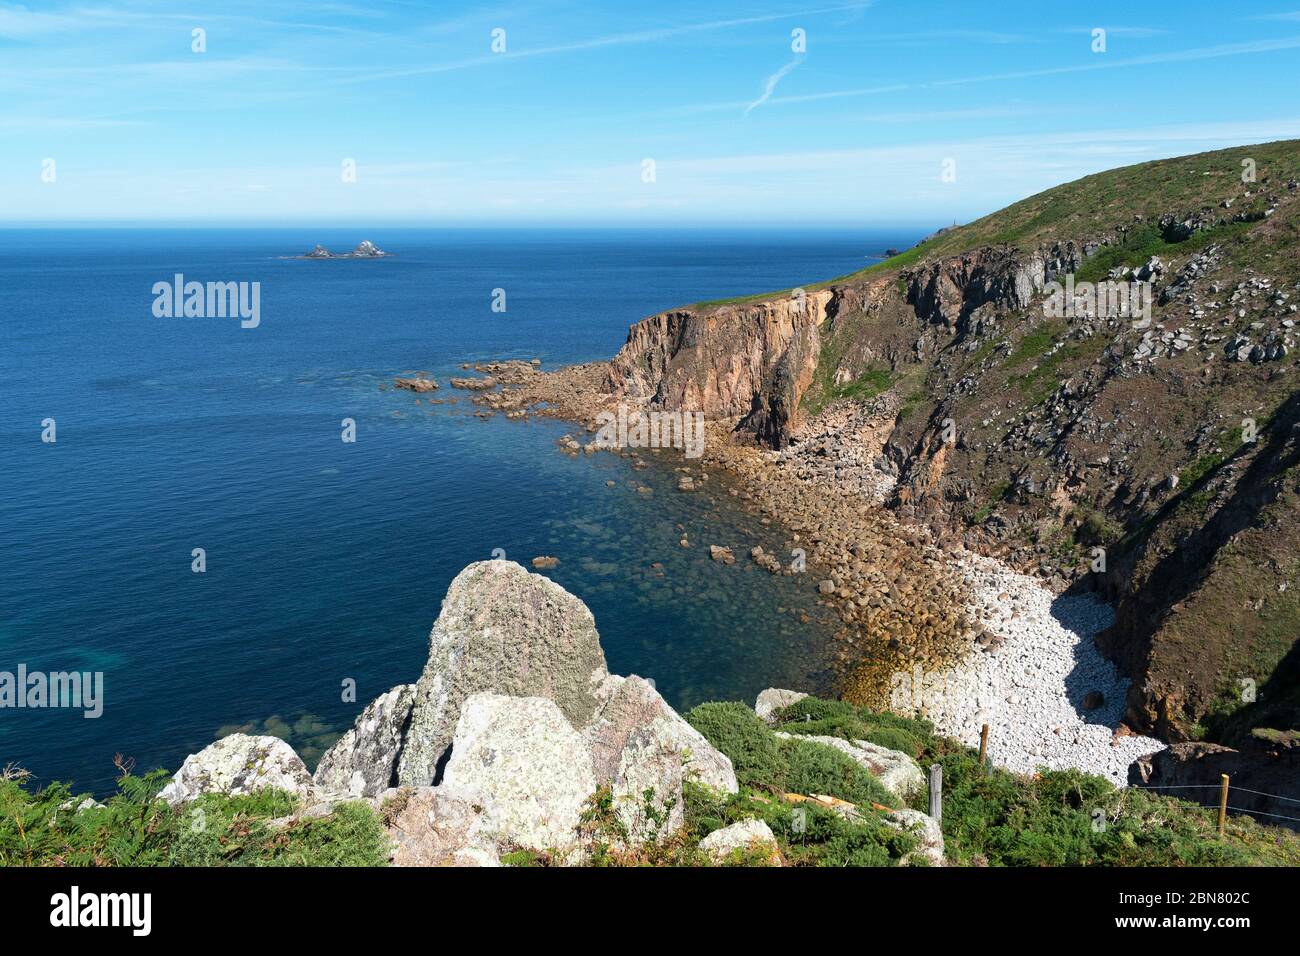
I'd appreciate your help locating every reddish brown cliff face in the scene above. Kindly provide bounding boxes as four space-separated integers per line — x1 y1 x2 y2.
602 288 837 446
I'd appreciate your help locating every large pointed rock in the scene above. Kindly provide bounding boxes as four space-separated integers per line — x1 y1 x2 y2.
159 734 313 806
585 675 737 795
396 561 609 787
313 684 415 798
440 693 596 856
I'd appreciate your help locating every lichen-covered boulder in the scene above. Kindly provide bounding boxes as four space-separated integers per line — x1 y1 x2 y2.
611 725 684 846
585 675 737 795
754 688 808 724
774 732 924 798
382 786 501 867
159 734 313 806
397 561 609 787
313 684 415 798
699 819 781 865
884 809 945 866
440 693 596 856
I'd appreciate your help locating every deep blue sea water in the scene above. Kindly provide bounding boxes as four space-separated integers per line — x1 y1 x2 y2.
0 227 922 794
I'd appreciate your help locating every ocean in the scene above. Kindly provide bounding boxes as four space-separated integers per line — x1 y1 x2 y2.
0 226 923 794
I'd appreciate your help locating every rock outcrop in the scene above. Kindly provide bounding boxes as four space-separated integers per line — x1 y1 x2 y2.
754 687 808 724
296 240 389 259
611 725 684 846
883 808 945 866
396 560 609 787
585 674 737 794
1130 740 1300 831
699 819 781 864
314 684 415 798
159 734 314 806
155 559 951 863
603 288 838 447
382 786 502 867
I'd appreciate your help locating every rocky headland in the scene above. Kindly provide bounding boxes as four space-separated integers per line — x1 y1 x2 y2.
399 142 1300 814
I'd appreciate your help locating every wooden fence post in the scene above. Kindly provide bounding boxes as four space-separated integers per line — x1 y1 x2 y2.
929 764 943 824
1218 773 1230 838
978 724 989 765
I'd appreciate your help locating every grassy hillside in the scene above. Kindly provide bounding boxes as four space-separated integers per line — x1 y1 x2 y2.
777 140 1300 748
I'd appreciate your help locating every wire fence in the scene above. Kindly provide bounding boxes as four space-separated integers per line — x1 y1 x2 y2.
1133 783 1300 825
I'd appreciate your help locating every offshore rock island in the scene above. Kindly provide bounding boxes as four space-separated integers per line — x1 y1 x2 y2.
286 240 390 259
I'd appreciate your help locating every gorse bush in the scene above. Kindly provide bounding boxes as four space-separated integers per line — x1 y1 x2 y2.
0 767 389 867
681 703 784 789
768 696 936 760
683 701 901 809
685 696 1300 867
684 785 917 867
934 752 1299 867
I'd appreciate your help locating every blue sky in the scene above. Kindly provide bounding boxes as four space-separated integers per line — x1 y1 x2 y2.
3 0 1299 225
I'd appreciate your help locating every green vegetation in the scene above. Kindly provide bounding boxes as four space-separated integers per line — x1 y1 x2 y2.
806 366 897 416
971 480 1012 525
1003 324 1107 405
1074 219 1257 284
923 140 1297 260
931 751 1295 866
8 693 1298 868
0 766 389 867
684 696 1299 867
684 702 901 809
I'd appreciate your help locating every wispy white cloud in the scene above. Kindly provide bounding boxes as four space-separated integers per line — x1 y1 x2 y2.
745 58 802 115
680 34 1300 115
931 35 1300 87
337 3 870 84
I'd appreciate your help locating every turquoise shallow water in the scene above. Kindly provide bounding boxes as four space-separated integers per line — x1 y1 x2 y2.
0 226 921 794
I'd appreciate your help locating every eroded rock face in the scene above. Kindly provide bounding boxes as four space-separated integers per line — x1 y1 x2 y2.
603 289 837 448
313 684 415 798
585 675 737 795
440 693 596 855
905 246 1054 334
159 734 314 806
397 561 609 787
775 732 924 799
699 818 781 865
382 786 501 867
